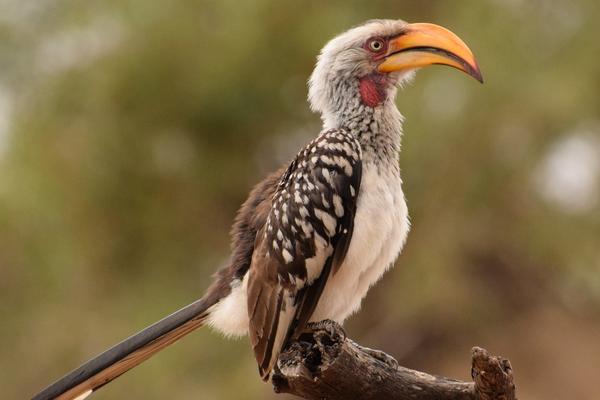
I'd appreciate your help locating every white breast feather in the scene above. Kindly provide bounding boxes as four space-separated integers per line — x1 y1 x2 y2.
309 162 409 323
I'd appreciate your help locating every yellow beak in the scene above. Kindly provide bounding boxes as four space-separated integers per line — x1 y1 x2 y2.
377 22 483 83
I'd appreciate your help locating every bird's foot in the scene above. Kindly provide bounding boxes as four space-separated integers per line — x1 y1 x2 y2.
304 319 346 341
351 341 399 370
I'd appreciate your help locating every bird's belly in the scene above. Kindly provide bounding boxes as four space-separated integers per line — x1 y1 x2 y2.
207 166 409 336
309 165 409 323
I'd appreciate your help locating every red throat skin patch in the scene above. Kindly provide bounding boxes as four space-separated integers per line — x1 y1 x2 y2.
359 74 387 108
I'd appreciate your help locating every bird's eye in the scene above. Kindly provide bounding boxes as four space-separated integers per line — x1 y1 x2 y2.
368 39 385 52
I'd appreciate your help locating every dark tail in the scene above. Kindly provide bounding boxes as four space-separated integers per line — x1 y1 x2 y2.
32 296 217 400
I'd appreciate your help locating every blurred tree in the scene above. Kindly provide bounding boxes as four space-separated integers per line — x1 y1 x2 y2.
0 1 599 399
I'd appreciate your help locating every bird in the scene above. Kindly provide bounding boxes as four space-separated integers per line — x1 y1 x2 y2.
32 18 482 400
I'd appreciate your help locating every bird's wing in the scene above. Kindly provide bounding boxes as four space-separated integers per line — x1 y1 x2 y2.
247 129 362 379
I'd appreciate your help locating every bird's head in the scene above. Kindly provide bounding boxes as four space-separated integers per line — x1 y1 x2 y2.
308 19 482 121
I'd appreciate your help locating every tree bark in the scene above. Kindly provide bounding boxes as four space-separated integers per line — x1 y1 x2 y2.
271 321 516 400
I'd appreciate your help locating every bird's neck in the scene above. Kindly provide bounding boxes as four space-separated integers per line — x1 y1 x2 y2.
321 80 403 170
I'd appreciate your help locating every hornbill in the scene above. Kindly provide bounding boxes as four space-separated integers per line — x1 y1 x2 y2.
32 19 482 400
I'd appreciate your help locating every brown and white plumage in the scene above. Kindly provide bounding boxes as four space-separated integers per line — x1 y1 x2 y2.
247 129 362 377
32 19 482 400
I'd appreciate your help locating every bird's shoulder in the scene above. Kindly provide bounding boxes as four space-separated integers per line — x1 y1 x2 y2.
208 129 362 300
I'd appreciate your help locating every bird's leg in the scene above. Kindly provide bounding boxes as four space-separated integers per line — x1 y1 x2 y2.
348 339 399 370
301 321 398 369
303 319 347 341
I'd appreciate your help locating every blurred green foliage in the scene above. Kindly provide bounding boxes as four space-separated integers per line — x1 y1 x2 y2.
1 1 599 399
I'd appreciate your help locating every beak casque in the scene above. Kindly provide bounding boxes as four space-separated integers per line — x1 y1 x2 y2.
377 22 483 83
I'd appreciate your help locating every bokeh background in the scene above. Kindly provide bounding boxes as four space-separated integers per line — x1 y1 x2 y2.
1 0 599 399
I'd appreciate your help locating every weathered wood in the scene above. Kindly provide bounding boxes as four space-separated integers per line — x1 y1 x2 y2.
271 321 516 400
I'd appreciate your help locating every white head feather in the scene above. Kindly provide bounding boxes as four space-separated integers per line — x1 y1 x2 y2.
308 19 415 121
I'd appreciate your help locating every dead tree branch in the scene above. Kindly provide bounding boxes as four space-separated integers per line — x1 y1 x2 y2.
271 322 516 400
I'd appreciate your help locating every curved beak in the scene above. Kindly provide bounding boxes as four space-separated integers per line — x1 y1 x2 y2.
377 22 483 83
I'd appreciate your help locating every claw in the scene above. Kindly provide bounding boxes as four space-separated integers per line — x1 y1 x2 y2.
305 319 346 340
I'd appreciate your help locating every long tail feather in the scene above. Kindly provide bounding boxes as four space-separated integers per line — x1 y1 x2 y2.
32 296 216 400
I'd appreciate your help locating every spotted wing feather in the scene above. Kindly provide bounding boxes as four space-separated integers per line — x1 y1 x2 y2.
247 129 362 379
